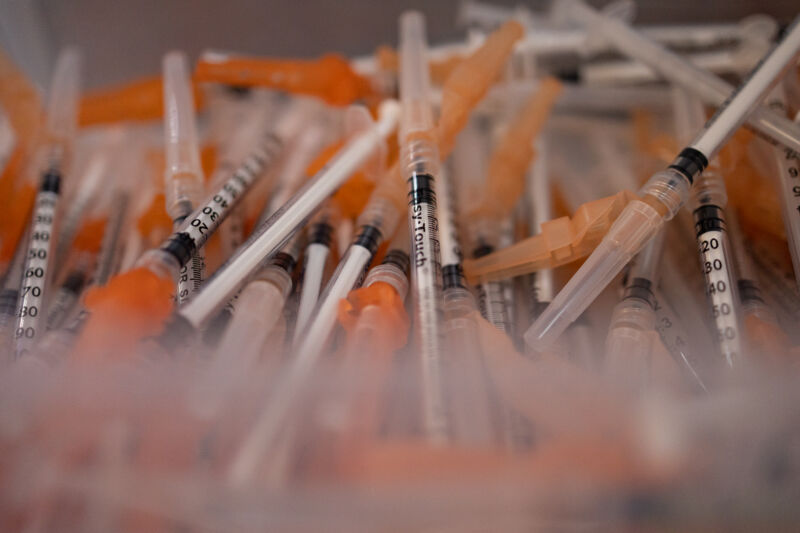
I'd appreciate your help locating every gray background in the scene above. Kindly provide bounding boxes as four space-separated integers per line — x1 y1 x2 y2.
1 0 797 89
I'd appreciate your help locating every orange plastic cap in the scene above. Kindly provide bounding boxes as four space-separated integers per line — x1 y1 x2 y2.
74 267 175 358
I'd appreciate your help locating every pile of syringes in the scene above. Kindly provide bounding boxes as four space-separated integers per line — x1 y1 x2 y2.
3 1 800 530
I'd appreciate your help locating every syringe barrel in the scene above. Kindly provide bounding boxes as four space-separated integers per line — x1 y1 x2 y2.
163 51 204 220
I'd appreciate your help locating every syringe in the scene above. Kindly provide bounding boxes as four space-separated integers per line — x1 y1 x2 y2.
555 0 800 154
764 86 800 292
30 143 141 363
398 11 448 442
525 16 800 353
673 87 744 368
165 100 400 338
13 49 81 358
163 52 207 305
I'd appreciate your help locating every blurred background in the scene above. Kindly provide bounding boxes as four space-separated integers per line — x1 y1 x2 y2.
1 0 798 89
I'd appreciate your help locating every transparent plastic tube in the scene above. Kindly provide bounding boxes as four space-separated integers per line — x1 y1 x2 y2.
437 165 465 290
674 85 743 366
176 100 400 330
690 172 742 366
558 0 800 153
163 52 206 305
13 49 81 358
163 51 204 221
400 11 447 443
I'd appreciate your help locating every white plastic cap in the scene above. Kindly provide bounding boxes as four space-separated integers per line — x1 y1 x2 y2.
163 51 204 219
45 48 82 160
